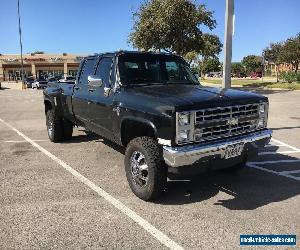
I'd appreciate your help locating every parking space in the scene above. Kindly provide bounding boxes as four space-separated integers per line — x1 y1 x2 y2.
0 88 299 249
248 138 300 181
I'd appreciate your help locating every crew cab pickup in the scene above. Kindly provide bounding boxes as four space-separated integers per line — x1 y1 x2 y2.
43 51 272 201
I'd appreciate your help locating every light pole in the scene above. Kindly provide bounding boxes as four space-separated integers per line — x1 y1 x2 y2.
17 0 24 84
222 0 234 88
261 51 265 83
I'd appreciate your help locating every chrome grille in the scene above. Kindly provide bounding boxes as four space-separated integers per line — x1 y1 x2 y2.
194 104 260 142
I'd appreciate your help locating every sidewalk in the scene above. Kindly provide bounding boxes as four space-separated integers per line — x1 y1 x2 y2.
0 81 24 90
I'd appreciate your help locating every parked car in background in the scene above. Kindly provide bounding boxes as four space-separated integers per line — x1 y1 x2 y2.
59 75 76 83
32 77 48 89
251 71 262 78
47 77 58 83
206 71 222 78
23 77 34 88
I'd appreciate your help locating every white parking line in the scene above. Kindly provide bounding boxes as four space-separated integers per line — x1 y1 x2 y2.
0 118 183 250
247 163 300 181
271 138 300 152
280 170 300 174
247 138 300 182
258 150 300 155
249 159 300 165
3 139 47 143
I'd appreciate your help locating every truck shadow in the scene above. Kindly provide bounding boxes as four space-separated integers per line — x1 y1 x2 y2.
62 134 101 143
156 148 300 210
64 133 126 154
63 131 300 210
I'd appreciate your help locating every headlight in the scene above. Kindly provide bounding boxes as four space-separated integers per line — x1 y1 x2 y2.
178 112 190 126
257 102 268 128
176 111 194 144
259 103 265 114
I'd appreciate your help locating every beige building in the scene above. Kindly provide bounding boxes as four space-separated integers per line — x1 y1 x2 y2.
0 53 86 81
265 62 299 76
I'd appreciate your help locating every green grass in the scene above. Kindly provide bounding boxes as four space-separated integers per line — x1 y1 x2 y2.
201 78 300 90
264 82 300 90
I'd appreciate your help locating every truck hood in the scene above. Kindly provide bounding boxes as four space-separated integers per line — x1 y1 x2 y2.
127 84 267 111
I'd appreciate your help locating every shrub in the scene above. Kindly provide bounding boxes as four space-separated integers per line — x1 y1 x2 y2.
297 73 300 83
280 72 300 83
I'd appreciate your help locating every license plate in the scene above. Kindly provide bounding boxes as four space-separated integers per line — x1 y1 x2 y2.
224 142 244 159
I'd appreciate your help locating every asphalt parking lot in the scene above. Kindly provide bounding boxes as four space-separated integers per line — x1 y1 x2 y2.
0 86 300 249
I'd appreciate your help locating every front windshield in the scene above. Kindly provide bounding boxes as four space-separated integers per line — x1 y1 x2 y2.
118 54 199 85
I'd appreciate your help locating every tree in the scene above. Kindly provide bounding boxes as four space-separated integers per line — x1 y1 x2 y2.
33 51 44 54
184 51 199 67
202 58 221 74
200 33 222 59
184 34 222 76
263 42 283 82
198 33 222 76
242 55 263 74
128 0 217 56
231 62 245 76
280 33 300 73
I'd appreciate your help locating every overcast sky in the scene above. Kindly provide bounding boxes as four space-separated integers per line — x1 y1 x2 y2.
0 0 299 61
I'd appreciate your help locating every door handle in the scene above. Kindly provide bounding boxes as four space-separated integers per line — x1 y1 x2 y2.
88 88 96 92
74 86 80 90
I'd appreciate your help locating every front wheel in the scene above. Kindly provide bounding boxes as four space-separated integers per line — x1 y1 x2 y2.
125 137 167 201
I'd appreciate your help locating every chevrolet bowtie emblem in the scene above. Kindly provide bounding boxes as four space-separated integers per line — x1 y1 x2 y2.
227 117 239 126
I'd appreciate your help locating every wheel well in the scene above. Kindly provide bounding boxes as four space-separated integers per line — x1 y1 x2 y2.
44 100 52 114
121 119 156 146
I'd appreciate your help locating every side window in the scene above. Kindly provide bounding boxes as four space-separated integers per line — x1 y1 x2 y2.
95 57 113 87
165 61 180 80
79 58 95 84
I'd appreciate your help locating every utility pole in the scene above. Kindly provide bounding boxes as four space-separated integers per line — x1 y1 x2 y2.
17 0 24 84
261 51 265 83
222 0 234 88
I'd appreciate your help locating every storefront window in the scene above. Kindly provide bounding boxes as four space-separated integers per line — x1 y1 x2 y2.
68 70 78 76
7 70 30 81
37 70 63 79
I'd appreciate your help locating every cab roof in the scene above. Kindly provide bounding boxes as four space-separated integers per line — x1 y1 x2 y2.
84 50 180 60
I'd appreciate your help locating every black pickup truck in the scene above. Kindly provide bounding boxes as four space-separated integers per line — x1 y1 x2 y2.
43 51 272 201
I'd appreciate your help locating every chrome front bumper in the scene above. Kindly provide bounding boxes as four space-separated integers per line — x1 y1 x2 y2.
163 129 272 168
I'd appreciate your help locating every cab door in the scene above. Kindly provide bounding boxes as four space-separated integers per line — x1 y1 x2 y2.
72 58 96 124
88 56 115 138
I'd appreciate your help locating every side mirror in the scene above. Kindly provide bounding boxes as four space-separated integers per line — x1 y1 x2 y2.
88 75 102 87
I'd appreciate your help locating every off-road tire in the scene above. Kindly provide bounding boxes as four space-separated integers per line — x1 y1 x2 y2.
46 109 64 142
125 136 167 201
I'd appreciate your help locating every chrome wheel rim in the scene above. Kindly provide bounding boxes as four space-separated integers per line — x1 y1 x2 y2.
130 151 149 187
